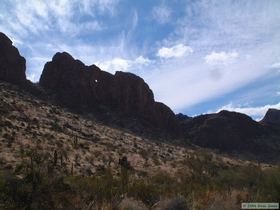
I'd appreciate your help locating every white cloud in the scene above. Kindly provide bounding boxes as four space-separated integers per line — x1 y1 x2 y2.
98 58 130 72
147 1 280 112
216 102 280 120
0 0 123 81
0 0 115 41
147 41 276 111
134 56 151 65
151 5 171 24
205 51 239 65
97 56 151 73
271 62 280 69
157 44 193 59
27 73 36 82
131 10 138 31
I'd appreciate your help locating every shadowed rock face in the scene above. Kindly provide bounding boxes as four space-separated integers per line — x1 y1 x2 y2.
39 52 178 133
183 110 269 152
0 32 26 85
176 113 192 125
261 109 280 126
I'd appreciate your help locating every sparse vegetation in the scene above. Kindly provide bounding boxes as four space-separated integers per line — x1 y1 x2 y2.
0 152 279 209
1 81 280 209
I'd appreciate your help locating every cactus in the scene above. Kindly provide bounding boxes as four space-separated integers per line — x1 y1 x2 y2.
71 162 74 175
74 135 78 148
53 150 57 166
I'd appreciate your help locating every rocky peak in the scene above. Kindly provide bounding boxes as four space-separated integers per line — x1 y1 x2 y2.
39 51 178 134
216 110 255 122
0 32 12 46
176 113 191 122
261 108 280 126
0 32 26 85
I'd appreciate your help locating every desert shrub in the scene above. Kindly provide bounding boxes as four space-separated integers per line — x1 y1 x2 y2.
150 172 176 196
128 180 159 206
205 192 238 210
214 165 261 191
156 196 190 210
255 166 280 201
152 154 160 166
65 168 121 204
118 197 147 210
50 120 63 132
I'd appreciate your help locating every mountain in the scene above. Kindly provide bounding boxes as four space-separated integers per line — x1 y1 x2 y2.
261 108 280 126
39 52 178 137
181 111 280 160
0 31 280 162
0 32 27 85
176 113 192 122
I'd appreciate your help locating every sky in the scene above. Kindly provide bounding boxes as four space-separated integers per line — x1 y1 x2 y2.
0 0 280 120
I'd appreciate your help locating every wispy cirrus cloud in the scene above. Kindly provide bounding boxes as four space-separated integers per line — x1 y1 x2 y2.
205 51 238 65
97 56 151 73
151 4 172 24
0 0 125 81
147 0 280 113
271 62 280 69
0 0 110 40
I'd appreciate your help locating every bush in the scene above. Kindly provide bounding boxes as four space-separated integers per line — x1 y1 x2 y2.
118 197 147 210
128 180 159 206
155 196 190 210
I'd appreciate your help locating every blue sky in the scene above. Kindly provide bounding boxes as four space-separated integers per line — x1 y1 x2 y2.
1 0 280 120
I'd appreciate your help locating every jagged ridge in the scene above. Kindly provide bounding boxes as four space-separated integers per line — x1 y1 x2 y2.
1 31 280 161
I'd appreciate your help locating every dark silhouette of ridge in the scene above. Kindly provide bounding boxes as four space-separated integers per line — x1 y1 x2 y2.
0 32 26 85
261 108 280 126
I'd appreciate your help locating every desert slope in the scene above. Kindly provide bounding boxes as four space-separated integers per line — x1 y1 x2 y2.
1 80 260 176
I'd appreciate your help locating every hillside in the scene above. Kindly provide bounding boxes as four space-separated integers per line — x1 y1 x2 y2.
0 80 256 177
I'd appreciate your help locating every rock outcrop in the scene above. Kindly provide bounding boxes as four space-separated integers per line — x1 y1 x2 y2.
0 32 26 85
39 52 178 134
261 108 280 126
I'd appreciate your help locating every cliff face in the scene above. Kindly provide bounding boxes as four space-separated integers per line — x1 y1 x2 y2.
0 32 26 85
39 52 178 133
